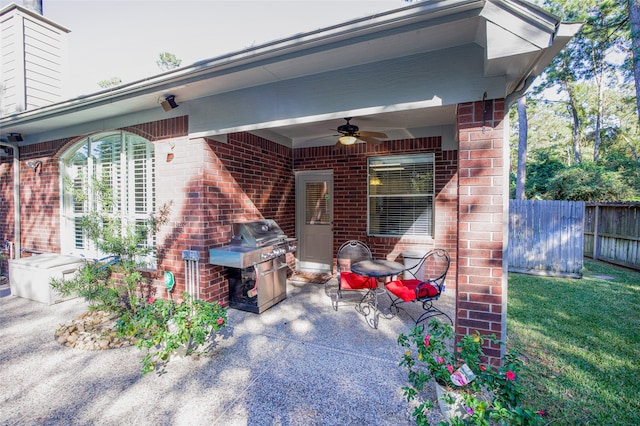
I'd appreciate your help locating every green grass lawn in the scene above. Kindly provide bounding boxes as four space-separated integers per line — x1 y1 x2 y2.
507 259 640 425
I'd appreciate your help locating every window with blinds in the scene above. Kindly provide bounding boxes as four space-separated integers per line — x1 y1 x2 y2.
368 154 434 237
305 181 331 224
61 131 156 262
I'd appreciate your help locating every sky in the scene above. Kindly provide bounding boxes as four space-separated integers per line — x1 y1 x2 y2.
40 0 407 96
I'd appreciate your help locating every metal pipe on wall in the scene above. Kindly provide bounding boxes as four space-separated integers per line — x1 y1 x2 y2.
182 250 200 301
0 141 21 259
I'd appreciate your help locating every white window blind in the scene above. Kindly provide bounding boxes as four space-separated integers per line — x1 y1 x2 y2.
368 154 434 237
305 181 331 224
61 131 155 262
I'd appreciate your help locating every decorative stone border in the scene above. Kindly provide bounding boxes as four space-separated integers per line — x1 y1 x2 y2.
55 310 136 350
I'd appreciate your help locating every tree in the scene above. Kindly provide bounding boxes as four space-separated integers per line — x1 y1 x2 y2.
628 0 640 125
157 52 182 71
98 76 122 88
515 96 528 199
524 148 568 199
545 163 633 200
509 1 640 201
582 1 629 161
51 177 171 315
536 0 629 162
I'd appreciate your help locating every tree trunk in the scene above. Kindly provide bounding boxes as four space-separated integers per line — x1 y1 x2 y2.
629 143 640 162
516 96 528 200
565 83 582 166
592 35 606 163
571 101 581 165
593 65 604 162
629 0 640 126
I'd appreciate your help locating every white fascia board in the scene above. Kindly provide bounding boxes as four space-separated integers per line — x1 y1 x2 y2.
484 0 560 41
526 21 583 76
481 1 558 53
479 1 581 92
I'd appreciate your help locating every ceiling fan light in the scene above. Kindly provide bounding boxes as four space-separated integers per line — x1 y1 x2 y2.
339 135 357 145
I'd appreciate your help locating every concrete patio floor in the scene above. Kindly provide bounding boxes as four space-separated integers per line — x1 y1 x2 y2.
0 278 454 425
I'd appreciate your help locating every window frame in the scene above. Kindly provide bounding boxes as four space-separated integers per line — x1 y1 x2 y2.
367 153 435 239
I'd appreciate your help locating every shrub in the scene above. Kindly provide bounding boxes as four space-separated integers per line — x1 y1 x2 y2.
398 320 543 425
118 293 227 374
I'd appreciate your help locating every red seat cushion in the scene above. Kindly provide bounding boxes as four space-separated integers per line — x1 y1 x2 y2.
386 279 438 302
340 271 378 290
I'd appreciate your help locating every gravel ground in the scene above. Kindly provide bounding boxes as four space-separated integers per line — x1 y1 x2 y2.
0 280 449 425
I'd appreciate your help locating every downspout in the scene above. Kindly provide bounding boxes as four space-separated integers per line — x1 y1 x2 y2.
0 141 21 259
505 75 537 109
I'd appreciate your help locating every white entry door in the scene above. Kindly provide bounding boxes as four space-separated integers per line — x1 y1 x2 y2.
295 170 333 274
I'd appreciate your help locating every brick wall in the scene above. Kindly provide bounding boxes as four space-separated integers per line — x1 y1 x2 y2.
18 157 62 253
294 137 458 284
156 132 295 305
456 98 507 364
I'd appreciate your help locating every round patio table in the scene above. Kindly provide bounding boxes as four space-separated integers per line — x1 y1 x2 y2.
351 259 405 279
350 259 405 329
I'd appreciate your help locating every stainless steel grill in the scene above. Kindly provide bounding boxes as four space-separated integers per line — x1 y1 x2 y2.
209 220 296 313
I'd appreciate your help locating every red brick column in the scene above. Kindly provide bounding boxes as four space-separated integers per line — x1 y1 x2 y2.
456 99 507 364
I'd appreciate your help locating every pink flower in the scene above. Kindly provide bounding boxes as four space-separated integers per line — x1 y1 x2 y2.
465 406 474 416
436 356 444 364
176 297 184 305
217 317 224 325
424 334 431 347
537 410 545 416
447 364 454 374
147 296 155 304
480 365 486 371
505 370 516 381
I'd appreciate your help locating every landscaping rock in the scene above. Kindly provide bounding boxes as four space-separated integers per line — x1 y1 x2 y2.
55 310 136 350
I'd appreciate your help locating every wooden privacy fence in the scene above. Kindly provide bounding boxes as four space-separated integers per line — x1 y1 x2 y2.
584 203 640 271
508 200 584 278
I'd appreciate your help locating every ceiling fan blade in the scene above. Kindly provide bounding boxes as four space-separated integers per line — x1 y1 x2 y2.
358 135 382 144
358 130 388 138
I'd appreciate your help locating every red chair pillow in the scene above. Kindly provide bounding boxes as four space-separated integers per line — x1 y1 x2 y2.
340 271 378 290
386 279 438 302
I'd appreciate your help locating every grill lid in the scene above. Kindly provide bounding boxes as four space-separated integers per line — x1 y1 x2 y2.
231 220 286 247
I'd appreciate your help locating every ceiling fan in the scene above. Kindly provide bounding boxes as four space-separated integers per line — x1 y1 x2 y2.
333 117 388 147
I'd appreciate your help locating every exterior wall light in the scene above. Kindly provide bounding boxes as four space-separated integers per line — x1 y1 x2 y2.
26 160 42 174
161 95 179 111
8 133 23 142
